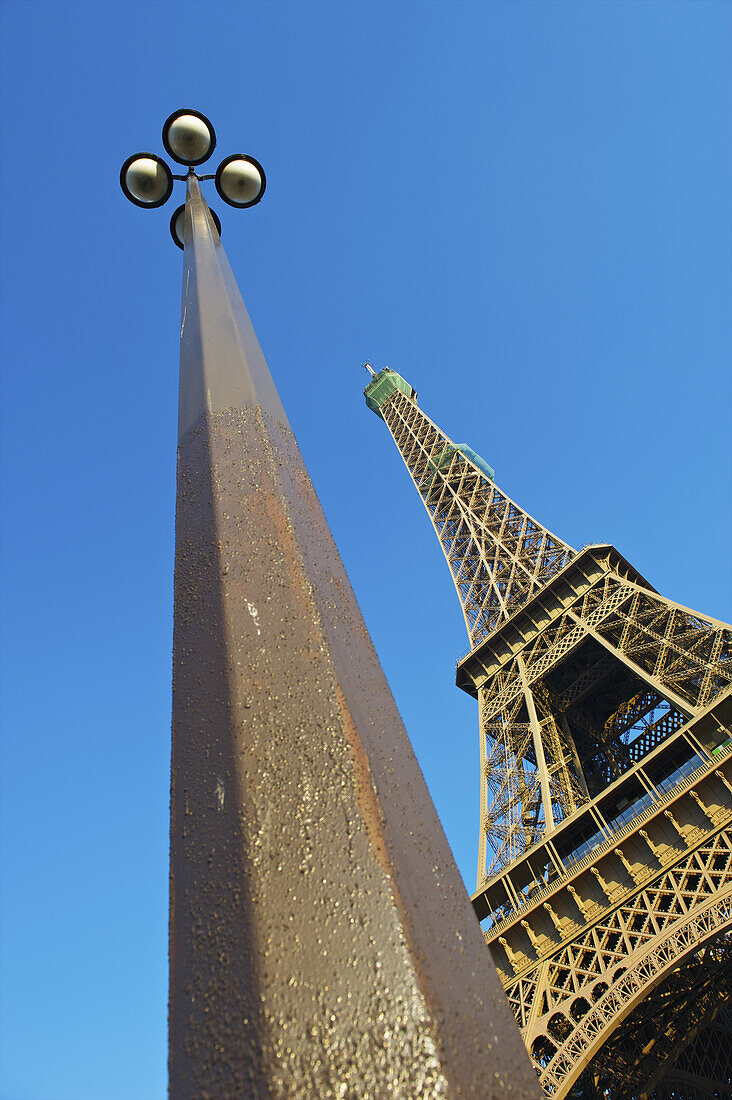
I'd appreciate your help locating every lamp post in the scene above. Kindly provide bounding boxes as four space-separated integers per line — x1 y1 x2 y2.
121 111 540 1099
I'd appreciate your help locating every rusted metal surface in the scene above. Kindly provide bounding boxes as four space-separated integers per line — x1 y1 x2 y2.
169 177 540 1097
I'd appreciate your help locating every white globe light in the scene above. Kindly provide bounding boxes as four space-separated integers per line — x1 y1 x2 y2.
220 161 260 203
120 153 173 207
215 155 266 208
126 157 167 200
163 109 216 166
167 116 211 162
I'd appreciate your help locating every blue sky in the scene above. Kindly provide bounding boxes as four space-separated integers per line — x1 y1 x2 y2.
1 2 730 1097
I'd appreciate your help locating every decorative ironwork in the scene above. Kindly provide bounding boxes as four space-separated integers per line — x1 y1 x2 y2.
365 370 732 1097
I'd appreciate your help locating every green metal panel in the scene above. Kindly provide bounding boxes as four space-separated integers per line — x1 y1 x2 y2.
364 368 416 419
426 443 495 484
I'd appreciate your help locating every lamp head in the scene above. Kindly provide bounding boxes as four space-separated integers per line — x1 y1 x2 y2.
120 153 173 208
170 203 221 250
215 154 266 208
163 109 216 166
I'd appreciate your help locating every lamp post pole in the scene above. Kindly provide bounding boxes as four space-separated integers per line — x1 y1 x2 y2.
122 111 540 1099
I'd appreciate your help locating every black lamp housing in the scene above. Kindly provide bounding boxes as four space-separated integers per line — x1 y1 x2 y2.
170 203 222 250
120 152 174 208
215 154 267 208
162 109 217 167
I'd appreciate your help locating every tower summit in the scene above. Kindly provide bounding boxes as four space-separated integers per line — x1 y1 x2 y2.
365 368 732 1098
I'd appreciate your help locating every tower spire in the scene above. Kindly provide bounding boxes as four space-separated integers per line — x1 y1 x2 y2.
365 369 573 646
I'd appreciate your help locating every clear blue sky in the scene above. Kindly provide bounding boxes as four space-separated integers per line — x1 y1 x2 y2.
1 2 730 1098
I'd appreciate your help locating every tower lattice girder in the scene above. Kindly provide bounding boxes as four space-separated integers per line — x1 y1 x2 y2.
364 369 732 1098
585 935 731 1098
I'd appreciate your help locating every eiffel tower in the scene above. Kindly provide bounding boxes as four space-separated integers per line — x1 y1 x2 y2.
363 365 732 1098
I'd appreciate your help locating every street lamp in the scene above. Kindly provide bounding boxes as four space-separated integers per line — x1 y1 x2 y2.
120 110 539 1100
119 108 265 238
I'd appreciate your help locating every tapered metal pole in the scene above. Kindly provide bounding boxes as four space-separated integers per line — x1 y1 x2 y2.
169 175 540 1098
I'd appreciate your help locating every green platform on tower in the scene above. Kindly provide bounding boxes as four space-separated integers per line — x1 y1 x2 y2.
363 367 417 419
364 367 495 483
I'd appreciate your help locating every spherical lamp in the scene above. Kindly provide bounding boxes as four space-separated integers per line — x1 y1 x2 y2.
215 154 266 208
162 109 216 166
120 153 174 208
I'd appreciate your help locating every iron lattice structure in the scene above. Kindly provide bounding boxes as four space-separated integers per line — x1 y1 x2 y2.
364 367 732 1098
